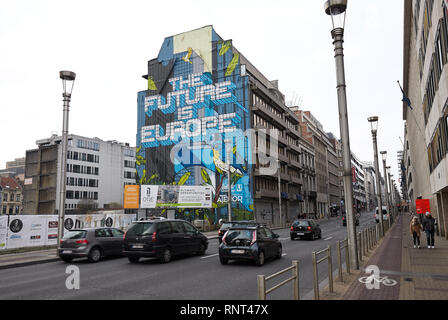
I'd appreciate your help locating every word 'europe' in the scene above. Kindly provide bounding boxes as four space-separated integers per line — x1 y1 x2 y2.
141 72 241 147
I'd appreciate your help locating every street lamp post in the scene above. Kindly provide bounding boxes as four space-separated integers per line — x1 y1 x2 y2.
57 70 76 250
388 170 394 218
325 0 358 270
277 159 282 227
225 139 232 222
368 116 384 236
380 152 391 229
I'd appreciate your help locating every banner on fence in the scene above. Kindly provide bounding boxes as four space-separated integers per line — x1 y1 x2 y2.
1 212 136 250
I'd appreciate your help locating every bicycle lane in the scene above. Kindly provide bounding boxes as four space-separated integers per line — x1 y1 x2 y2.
343 214 403 300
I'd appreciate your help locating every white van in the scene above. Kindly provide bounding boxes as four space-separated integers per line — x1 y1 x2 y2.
375 206 389 223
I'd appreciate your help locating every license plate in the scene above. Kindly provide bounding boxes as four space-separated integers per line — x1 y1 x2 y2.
231 249 245 254
132 244 144 249
297 232 304 236
62 250 72 254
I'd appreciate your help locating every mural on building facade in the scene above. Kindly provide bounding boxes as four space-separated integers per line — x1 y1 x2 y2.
136 27 254 224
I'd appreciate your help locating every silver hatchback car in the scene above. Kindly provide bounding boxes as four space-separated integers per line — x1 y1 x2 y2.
58 227 124 263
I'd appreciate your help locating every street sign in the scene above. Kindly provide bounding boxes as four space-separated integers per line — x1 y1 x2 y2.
415 199 430 214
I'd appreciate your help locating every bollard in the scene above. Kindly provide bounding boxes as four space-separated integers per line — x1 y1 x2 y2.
357 232 362 261
336 240 343 282
292 260 299 300
328 246 334 294
312 252 319 300
257 275 266 300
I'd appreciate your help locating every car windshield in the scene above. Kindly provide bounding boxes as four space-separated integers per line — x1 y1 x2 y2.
63 230 87 240
293 220 309 227
225 229 254 241
221 223 233 230
126 222 154 236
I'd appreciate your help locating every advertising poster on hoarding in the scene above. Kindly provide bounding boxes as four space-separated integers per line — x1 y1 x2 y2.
46 216 59 246
124 185 140 209
7 215 48 249
140 185 212 208
0 216 8 250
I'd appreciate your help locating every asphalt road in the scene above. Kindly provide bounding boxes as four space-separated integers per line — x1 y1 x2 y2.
0 212 377 300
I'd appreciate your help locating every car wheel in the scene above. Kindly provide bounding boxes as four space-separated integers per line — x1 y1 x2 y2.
318 232 322 239
290 236 295 240
196 242 206 256
128 256 140 263
255 251 265 266
276 246 282 259
88 247 102 263
219 256 228 265
60 256 73 263
160 248 172 263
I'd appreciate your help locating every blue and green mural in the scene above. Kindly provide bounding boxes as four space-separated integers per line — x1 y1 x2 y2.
136 26 253 224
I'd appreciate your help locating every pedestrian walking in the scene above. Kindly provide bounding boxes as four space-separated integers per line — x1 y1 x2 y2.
409 216 422 249
422 212 437 249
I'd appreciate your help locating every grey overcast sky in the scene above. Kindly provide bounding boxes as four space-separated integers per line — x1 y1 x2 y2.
0 0 404 182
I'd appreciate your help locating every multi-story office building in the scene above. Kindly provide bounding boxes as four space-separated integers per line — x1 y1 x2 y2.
136 26 306 225
403 0 448 238
0 157 25 181
294 110 329 218
23 134 136 214
351 153 367 212
362 162 377 212
326 132 342 212
0 177 23 215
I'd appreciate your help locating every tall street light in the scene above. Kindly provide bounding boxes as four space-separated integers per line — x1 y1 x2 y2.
368 116 384 236
325 0 358 270
57 70 76 249
380 151 391 229
224 139 232 222
277 159 282 226
387 169 394 219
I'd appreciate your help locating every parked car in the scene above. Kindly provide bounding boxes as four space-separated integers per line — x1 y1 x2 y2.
217 220 260 243
219 225 282 266
123 218 208 263
342 213 360 226
58 227 125 263
375 206 391 223
290 219 322 240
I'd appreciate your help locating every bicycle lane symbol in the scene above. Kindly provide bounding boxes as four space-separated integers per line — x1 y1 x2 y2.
358 265 398 290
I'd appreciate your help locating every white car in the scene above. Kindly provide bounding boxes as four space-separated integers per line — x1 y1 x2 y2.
375 206 390 223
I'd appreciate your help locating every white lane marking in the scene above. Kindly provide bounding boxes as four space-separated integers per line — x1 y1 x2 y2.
200 253 219 259
324 237 333 241
282 253 287 256
279 237 290 241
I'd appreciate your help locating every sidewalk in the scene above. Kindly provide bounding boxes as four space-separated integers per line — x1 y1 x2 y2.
341 212 448 300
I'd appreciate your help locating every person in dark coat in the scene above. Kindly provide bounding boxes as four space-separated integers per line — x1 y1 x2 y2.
422 212 437 249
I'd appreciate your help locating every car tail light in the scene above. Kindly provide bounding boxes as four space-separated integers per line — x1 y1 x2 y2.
76 239 89 244
290 226 294 231
60 240 64 244
152 232 157 242
307 226 312 231
218 230 223 236
123 231 127 240
250 231 256 246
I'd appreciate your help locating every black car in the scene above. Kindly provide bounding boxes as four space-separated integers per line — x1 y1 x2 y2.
290 220 322 240
218 225 282 266
217 220 260 243
123 218 208 263
342 214 360 226
59 227 125 263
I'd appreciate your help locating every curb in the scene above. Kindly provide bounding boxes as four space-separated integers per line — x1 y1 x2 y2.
0 257 61 270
